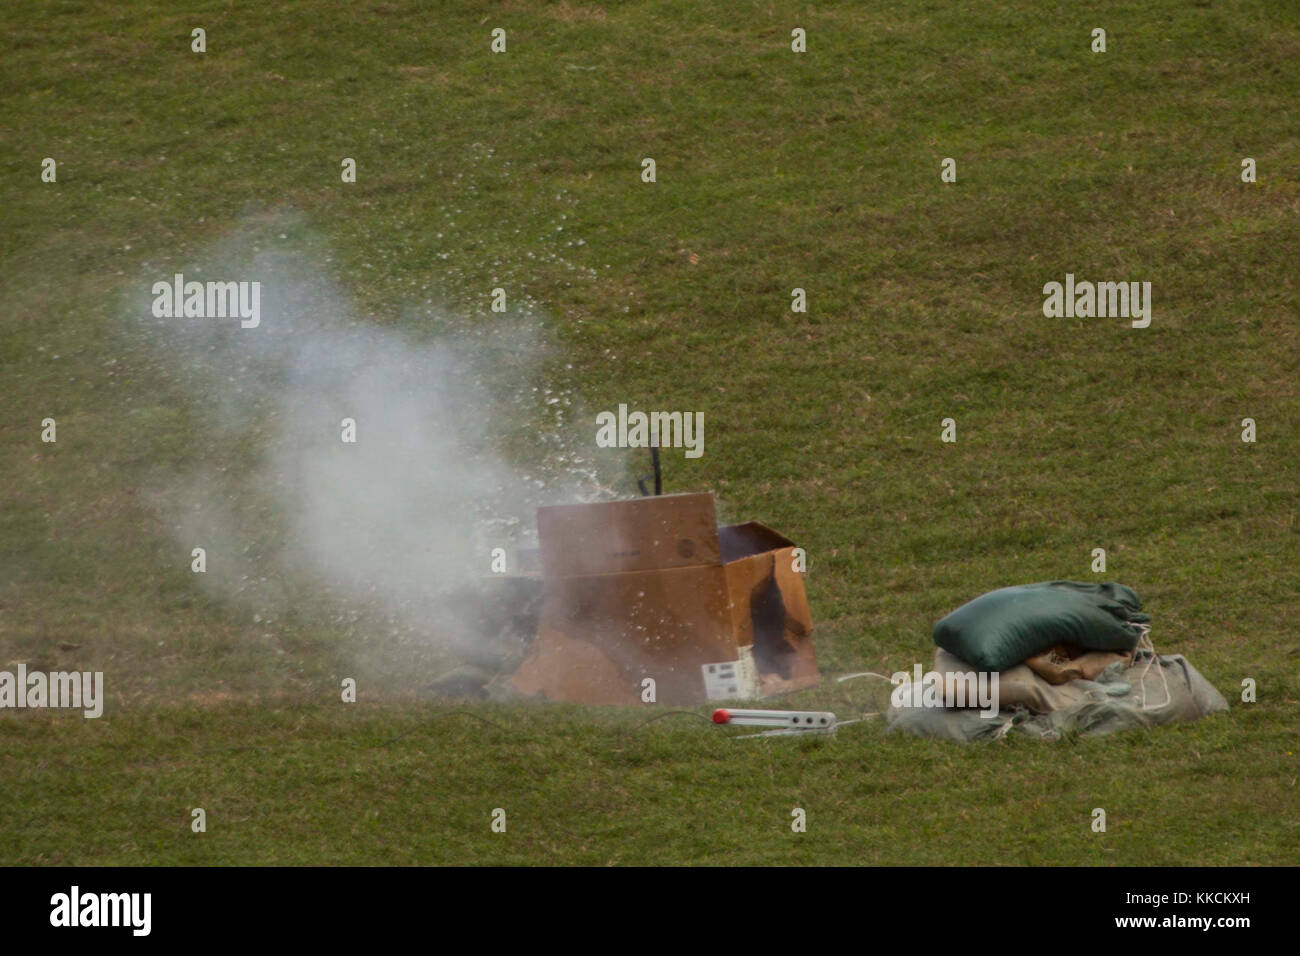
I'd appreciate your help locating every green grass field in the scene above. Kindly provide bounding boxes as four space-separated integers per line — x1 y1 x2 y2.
2 0 1297 865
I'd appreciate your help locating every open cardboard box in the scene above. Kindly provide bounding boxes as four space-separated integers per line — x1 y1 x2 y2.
507 492 818 705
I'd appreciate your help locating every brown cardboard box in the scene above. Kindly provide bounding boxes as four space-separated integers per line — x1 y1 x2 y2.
509 493 818 705
536 492 722 576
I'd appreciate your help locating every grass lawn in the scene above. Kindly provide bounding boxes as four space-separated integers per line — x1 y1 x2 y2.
1 0 1297 865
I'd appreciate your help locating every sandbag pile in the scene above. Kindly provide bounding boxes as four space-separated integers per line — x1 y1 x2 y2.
887 581 1229 741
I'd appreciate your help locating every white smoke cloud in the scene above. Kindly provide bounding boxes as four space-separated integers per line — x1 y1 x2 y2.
129 214 621 676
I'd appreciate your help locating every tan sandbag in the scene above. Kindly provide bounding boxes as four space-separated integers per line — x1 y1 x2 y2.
933 648 1091 715
1023 645 1133 685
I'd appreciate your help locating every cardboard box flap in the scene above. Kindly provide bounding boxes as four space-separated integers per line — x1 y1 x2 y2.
537 492 720 577
772 548 813 638
724 546 818 694
719 521 796 563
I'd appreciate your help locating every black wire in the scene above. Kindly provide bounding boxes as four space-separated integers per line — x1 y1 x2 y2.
625 710 714 734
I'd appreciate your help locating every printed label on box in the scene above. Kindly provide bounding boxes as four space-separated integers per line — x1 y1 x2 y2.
701 646 758 700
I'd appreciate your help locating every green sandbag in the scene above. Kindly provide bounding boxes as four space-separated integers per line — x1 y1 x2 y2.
932 581 1150 672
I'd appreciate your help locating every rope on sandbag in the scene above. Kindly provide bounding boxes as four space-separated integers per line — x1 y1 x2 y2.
1131 623 1171 711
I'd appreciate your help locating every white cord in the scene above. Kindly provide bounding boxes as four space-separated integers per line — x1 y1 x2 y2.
1131 623 1171 711
836 671 895 684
